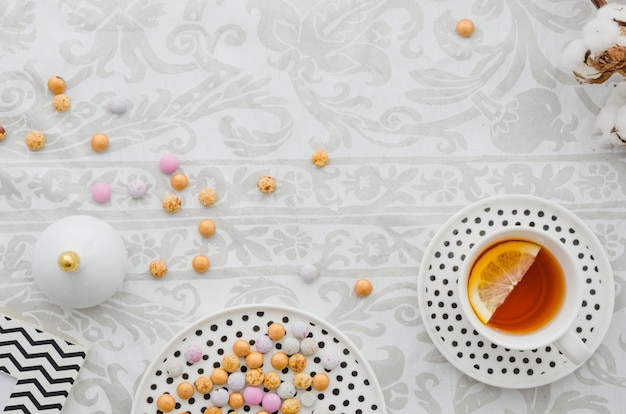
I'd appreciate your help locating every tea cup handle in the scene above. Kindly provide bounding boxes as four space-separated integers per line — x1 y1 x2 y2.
554 329 591 366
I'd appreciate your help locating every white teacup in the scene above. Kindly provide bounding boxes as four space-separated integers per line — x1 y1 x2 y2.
457 227 590 365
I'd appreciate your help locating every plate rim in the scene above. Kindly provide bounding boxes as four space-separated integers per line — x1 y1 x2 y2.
417 194 615 389
131 303 388 412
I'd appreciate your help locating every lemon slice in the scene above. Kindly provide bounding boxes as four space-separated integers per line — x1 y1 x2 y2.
467 240 541 324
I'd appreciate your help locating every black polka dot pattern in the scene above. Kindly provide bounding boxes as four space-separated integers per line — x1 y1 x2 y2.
418 196 614 388
133 305 385 413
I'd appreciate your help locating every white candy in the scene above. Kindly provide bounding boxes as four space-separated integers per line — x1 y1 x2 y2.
106 96 128 114
292 321 310 339
300 337 318 356
282 337 300 355
165 361 183 377
299 264 319 283
300 391 317 407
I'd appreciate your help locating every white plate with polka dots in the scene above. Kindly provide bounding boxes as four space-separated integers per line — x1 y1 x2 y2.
132 304 387 413
418 194 615 389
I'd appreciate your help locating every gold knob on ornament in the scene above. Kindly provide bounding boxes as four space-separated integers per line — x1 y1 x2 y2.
57 251 80 273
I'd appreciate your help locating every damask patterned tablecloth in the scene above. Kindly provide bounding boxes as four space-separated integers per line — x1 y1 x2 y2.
0 1 625 413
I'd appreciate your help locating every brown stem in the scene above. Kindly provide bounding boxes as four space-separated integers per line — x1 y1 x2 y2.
591 0 608 8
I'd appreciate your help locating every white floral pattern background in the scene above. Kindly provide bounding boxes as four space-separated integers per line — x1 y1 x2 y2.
0 0 625 413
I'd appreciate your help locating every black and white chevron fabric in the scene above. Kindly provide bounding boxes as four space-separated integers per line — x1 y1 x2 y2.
0 315 87 413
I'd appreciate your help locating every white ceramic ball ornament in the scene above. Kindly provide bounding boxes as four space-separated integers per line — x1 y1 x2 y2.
32 215 127 309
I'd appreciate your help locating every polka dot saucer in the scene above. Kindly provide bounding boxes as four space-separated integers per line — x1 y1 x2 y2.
417 194 615 389
132 304 386 413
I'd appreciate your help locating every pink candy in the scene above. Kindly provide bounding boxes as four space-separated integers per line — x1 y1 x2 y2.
92 182 112 203
159 153 179 174
184 344 203 363
243 386 263 405
261 392 281 412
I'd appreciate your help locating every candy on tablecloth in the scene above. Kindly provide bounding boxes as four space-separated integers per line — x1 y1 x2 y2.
128 179 148 198
159 153 179 174
299 264 319 283
90 133 109 152
52 94 71 112
92 182 112 203
47 75 66 94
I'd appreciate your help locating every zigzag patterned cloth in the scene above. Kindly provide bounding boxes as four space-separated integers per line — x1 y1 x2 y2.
0 315 87 413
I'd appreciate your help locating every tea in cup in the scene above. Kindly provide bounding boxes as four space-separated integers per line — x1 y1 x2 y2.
457 227 590 365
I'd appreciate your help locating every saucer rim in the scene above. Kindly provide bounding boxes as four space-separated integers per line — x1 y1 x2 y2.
417 194 615 389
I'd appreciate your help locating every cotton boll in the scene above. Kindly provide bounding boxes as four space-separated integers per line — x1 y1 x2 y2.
559 39 587 71
595 104 620 136
612 105 626 139
605 82 626 105
597 4 626 22
573 62 601 81
582 17 620 55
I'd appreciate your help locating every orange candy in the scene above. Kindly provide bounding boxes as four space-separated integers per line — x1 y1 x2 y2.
456 19 475 37
47 75 66 94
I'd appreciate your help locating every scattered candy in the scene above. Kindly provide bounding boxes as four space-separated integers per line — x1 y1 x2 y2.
232 339 250 357
243 386 263 405
91 182 112 203
456 18 475 37
312 372 330 391
227 371 246 391
184 344 203 363
0 125 5 141
255 334 273 353
194 376 213 394
300 337 318 356
257 175 276 194
198 219 216 238
165 361 183 378
170 173 188 191
293 372 312 389
282 337 300 355
245 368 264 386
262 392 282 412
320 350 339 370
210 368 228 385
288 353 306 372
176 381 194 399
311 149 329 167
198 188 217 206
105 96 128 114
52 94 71 112
159 153 179 174
263 371 281 390
191 254 210 273
161 194 181 213
221 354 240 373
300 391 317 407
299 264 319 283
244 351 263 369
228 392 244 409
127 179 148 198
25 131 45 151
47 75 66 94
149 259 167 278
292 320 310 339
210 388 229 407
90 133 109 152
270 352 289 370
354 278 373 297
281 398 301 414
155 393 175 412
267 322 285 341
